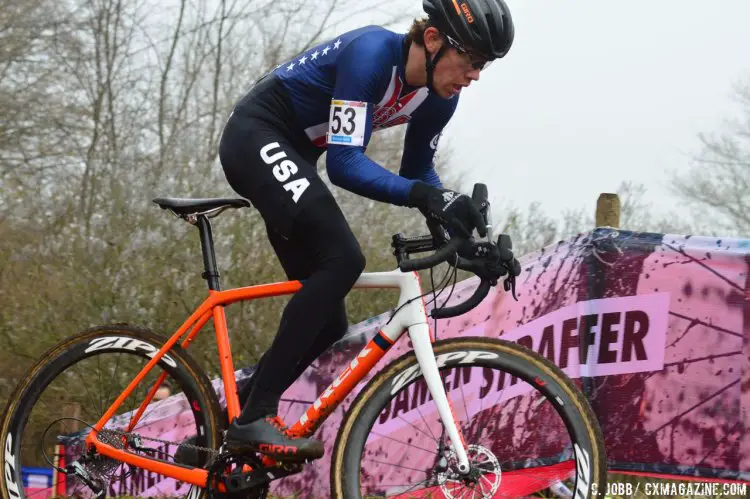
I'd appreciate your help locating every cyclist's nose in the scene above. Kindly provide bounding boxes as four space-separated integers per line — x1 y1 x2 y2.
467 68 481 81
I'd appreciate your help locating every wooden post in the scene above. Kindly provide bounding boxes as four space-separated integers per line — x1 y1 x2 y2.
595 193 621 228
61 402 82 432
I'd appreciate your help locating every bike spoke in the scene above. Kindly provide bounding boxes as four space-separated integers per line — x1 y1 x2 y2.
72 364 104 416
103 352 124 412
458 379 471 422
364 457 430 474
397 415 440 445
414 402 440 443
370 430 439 455
356 361 594 498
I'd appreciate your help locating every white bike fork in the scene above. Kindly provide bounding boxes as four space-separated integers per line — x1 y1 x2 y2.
409 323 471 474
356 270 472 474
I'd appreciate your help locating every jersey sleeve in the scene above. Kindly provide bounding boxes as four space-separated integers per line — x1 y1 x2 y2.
325 34 417 206
399 95 458 189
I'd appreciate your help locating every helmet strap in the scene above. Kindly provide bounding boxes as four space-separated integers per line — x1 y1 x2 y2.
424 44 447 93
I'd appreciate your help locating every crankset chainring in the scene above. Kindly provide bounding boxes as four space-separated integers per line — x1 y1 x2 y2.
437 444 502 498
206 450 269 499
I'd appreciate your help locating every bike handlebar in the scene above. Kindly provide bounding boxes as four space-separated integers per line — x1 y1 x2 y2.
394 183 517 320
430 279 492 319
398 238 463 272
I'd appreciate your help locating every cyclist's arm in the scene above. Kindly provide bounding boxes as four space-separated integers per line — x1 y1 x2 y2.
399 97 458 189
326 35 417 206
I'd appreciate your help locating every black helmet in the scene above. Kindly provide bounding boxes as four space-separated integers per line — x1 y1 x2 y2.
423 0 515 59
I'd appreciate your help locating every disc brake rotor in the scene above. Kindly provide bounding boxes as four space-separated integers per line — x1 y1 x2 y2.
437 444 502 498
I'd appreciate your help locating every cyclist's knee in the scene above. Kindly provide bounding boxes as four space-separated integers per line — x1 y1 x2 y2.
336 243 366 283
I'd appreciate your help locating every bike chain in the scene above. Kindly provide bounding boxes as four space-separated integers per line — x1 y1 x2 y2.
98 428 219 458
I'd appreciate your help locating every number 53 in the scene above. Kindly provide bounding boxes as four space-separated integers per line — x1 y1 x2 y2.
331 106 357 135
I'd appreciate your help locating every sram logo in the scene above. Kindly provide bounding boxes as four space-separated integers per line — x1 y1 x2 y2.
390 350 499 394
85 337 177 368
4 433 21 497
260 142 310 203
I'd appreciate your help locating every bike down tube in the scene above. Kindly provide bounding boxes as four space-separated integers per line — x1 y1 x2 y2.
287 329 396 438
287 270 442 441
285 270 411 437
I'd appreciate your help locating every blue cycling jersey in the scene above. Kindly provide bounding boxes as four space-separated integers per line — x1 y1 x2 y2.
271 25 459 206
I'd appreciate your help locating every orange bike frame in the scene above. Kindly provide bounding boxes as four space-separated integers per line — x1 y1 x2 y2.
83 269 454 490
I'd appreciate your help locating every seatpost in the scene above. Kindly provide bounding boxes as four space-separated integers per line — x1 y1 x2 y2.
196 215 221 291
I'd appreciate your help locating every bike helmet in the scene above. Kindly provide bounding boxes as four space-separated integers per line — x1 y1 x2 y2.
423 0 515 60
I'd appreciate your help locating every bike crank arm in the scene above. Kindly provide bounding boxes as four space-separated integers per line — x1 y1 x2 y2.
224 463 302 493
409 324 471 474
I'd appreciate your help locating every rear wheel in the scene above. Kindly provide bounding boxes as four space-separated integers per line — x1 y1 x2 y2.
0 324 223 498
331 338 607 498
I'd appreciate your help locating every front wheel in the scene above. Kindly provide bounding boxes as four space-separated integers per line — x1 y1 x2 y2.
331 337 607 498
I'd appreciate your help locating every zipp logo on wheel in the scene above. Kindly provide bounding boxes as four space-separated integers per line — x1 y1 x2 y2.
85 336 177 367
390 350 499 394
4 433 21 497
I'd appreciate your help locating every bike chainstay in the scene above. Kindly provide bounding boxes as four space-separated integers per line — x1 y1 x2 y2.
95 429 301 490
96 428 219 459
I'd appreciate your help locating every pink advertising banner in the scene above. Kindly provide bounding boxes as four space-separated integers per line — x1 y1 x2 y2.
64 228 750 496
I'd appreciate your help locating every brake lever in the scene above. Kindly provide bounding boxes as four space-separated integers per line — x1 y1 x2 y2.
503 269 518 301
483 200 494 245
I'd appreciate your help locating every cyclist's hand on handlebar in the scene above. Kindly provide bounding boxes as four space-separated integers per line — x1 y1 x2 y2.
457 238 522 280
408 182 487 239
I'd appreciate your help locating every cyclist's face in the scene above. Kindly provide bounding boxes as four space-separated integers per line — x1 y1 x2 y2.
424 29 485 99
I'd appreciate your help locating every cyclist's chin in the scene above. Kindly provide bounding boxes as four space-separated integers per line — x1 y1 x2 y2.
433 84 455 100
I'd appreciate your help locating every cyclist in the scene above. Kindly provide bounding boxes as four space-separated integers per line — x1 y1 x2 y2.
217 0 514 461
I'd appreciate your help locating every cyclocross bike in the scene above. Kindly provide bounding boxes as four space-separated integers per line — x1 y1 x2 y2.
0 184 606 498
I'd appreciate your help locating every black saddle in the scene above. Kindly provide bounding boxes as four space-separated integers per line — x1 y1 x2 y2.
153 197 250 220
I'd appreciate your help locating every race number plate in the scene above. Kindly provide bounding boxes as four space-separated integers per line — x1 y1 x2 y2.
327 99 367 146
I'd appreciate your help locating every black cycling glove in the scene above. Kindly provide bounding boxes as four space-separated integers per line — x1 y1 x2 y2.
407 182 487 239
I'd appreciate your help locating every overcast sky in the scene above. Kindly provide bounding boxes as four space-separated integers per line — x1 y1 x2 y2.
378 0 750 221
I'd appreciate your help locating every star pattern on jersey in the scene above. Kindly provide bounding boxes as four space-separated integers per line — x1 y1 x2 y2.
279 38 343 73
